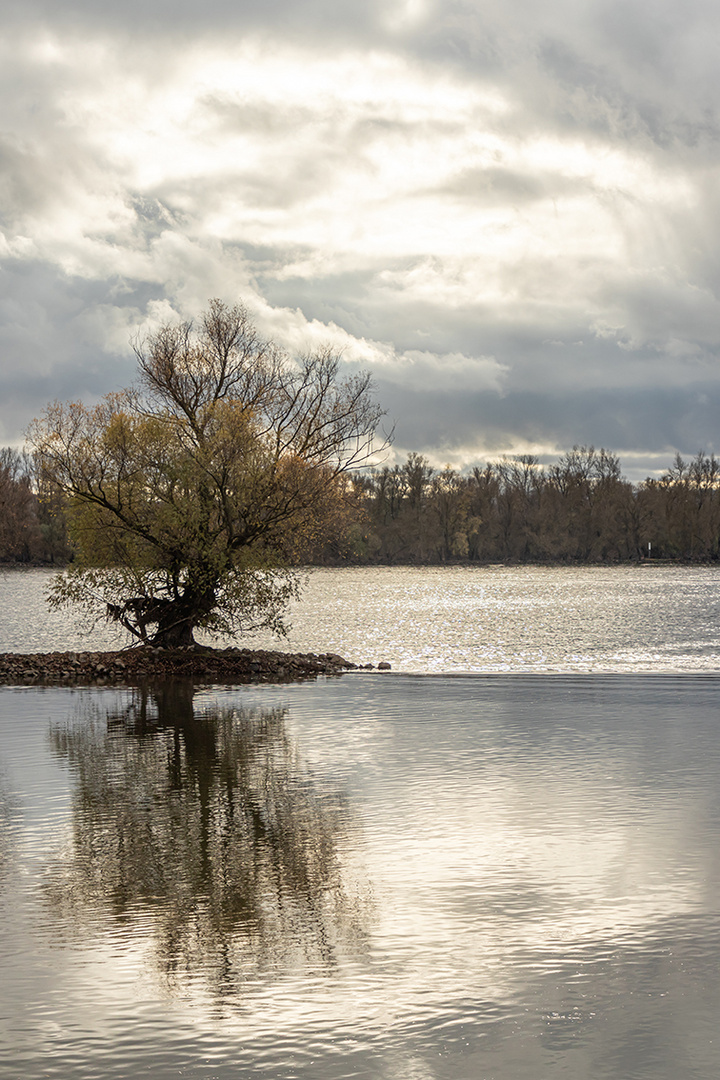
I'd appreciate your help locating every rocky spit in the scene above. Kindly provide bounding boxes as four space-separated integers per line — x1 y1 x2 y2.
0 646 378 687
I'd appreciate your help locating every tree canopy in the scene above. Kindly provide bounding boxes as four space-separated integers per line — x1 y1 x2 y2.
28 300 386 647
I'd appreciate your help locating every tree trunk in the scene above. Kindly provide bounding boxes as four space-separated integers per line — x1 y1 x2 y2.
151 616 197 648
149 582 217 648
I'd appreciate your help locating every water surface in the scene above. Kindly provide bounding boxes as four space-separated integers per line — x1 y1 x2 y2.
4 564 720 672
2 675 720 1078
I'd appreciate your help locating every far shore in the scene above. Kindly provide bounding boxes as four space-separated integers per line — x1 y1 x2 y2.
0 645 377 688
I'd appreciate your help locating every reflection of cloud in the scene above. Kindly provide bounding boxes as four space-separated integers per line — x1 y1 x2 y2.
0 771 19 892
184 673 720 1077
365 916 720 1079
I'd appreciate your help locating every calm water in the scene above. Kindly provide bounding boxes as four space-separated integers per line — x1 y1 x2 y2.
2 677 720 1079
2 567 720 1078
4 563 720 671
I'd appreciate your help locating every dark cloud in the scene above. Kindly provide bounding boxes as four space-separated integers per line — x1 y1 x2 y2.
376 379 720 478
0 260 152 441
433 166 572 206
5 0 389 45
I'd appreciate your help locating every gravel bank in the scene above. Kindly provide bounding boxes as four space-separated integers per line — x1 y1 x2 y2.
0 646 361 687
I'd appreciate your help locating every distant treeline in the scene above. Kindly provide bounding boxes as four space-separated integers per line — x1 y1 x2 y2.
311 447 720 565
0 448 71 564
4 444 720 567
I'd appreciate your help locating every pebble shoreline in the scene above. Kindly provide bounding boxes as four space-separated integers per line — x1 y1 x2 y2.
0 646 374 687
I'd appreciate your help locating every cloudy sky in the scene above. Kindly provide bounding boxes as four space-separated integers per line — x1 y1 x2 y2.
2 0 720 480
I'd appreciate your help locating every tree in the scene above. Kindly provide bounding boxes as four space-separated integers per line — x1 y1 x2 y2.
430 466 470 560
0 447 40 562
28 299 386 647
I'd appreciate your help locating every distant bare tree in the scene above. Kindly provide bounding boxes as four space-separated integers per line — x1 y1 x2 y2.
0 447 40 562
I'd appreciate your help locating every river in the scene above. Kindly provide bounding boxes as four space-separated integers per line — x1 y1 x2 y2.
1 566 720 1078
3 563 720 671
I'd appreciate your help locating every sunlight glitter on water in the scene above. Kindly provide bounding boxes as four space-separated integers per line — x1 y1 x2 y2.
4 564 720 672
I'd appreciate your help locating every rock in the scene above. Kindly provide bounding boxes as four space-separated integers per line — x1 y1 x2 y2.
0 645 357 687
378 661 392 670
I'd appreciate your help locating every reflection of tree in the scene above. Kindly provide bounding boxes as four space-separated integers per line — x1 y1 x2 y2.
44 683 369 1000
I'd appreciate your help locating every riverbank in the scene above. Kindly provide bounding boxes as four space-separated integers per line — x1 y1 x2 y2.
0 645 363 687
